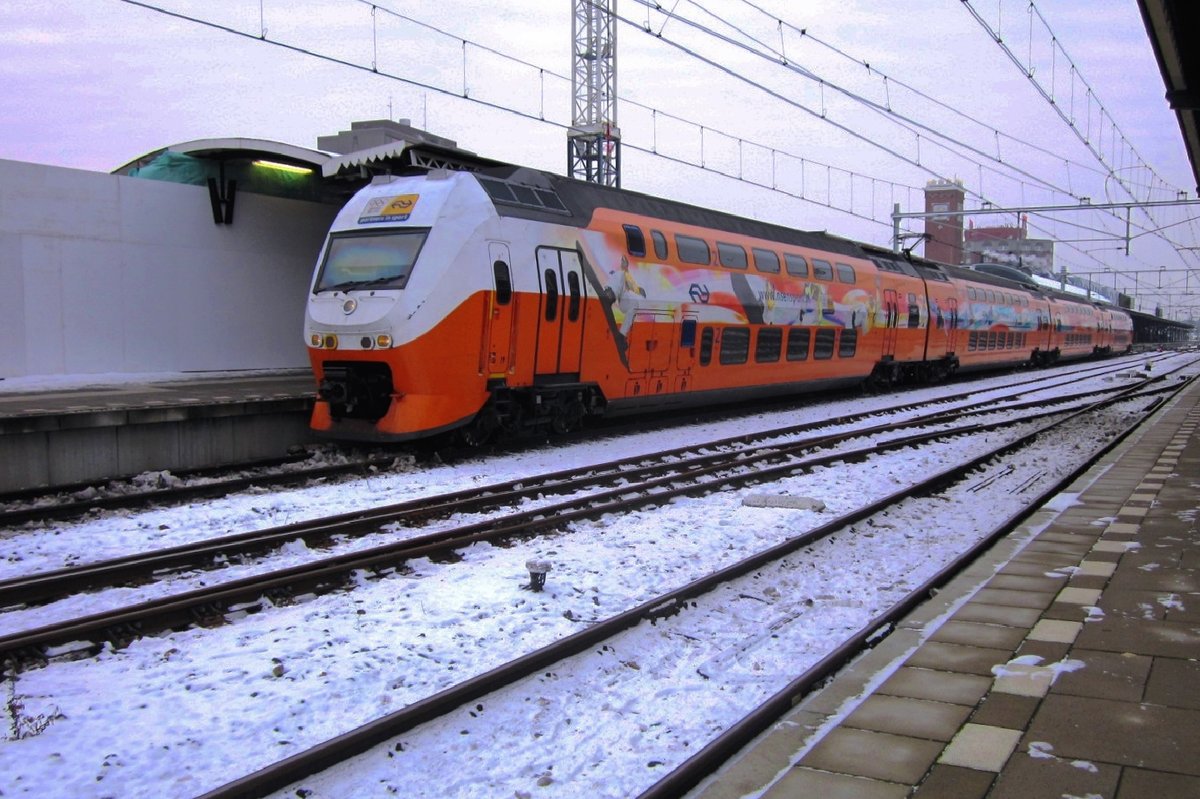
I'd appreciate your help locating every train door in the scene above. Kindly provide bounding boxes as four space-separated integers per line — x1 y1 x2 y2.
534 247 587 378
486 242 516 378
675 314 697 392
944 298 960 353
881 289 900 358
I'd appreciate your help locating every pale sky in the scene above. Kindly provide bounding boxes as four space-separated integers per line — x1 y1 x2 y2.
1 0 1197 316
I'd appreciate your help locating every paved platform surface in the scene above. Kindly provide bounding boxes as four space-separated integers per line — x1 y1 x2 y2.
0 371 318 492
0 370 314 420
695 378 1200 799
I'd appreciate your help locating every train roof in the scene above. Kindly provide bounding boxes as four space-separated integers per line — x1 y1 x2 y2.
399 159 1129 318
471 164 870 260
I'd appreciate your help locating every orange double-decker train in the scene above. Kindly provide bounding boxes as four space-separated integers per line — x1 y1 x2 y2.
304 162 1133 443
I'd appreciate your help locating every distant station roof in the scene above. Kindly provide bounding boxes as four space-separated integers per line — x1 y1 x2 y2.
1139 0 1200 193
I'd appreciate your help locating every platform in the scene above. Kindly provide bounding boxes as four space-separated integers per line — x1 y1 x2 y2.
0 370 317 493
693 379 1200 798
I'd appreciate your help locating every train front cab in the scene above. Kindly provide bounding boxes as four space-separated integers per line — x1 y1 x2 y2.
306 172 501 442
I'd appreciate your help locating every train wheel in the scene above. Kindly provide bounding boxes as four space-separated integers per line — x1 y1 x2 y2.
550 400 586 435
457 409 499 447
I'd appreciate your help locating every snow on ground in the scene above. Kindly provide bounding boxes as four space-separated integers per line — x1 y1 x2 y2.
0 353 1194 798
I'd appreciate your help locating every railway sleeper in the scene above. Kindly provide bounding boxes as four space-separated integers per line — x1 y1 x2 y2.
103 621 145 650
191 602 232 628
3 647 48 673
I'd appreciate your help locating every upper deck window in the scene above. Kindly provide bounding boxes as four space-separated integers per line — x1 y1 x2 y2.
651 230 669 259
314 229 429 292
836 263 856 284
753 248 780 273
784 253 809 277
676 234 711 265
717 242 748 269
812 258 834 281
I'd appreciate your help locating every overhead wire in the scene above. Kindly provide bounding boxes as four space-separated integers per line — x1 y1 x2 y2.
112 0 1196 291
959 0 1199 262
112 0 920 232
619 0 1128 272
628 0 1198 284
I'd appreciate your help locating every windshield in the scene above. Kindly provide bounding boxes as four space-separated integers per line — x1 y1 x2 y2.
314 229 429 292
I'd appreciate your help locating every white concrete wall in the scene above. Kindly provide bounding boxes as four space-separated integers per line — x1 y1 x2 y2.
0 158 338 379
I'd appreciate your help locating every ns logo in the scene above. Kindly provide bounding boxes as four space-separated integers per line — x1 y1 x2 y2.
689 283 711 303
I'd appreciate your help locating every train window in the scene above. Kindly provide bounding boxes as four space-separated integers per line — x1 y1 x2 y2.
493 260 513 305
786 328 810 361
753 248 781 274
566 271 582 322
512 185 540 206
315 229 429 292
718 242 748 269
835 263 856 284
784 253 809 277
812 259 834 281
543 269 559 322
755 328 782 362
813 328 835 359
907 294 920 327
535 189 569 212
967 287 977 301
699 327 714 365
479 179 516 203
676 234 711 265
623 224 646 257
838 328 857 357
719 327 750 365
651 230 669 259
681 318 697 348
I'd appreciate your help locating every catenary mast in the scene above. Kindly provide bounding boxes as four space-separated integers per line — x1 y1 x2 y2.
569 0 620 187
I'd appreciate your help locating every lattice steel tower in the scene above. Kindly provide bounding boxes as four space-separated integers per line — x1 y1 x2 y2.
569 0 620 187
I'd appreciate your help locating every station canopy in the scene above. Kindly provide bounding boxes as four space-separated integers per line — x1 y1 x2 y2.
114 138 334 202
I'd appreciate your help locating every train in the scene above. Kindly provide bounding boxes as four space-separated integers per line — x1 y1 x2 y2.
304 160 1133 443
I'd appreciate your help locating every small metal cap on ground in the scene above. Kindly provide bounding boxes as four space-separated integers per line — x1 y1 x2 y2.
525 559 552 592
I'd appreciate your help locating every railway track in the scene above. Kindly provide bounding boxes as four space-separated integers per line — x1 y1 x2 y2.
0 450 413 527
0 364 1184 672
188 369 1198 799
0 356 1166 612
0 355 1161 528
